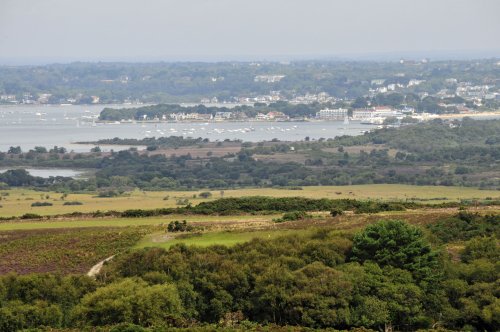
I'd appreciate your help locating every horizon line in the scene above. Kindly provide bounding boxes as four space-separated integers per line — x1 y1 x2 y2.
1 49 499 66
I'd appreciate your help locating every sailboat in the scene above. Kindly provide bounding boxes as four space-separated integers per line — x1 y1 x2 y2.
343 116 350 128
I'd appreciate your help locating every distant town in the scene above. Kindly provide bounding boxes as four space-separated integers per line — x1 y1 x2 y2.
1 60 499 124
2 72 499 108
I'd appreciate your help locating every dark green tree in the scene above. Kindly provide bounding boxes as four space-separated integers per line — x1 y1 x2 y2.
350 220 438 281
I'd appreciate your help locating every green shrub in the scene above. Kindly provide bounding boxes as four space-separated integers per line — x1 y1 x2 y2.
353 201 406 214
461 236 499 262
98 190 121 198
275 211 309 223
427 212 499 243
330 208 344 217
20 213 42 219
31 202 53 207
167 220 193 232
176 198 190 206
63 201 83 206
282 211 308 221
199 191 212 199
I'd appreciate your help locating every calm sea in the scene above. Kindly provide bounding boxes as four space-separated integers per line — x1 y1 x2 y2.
0 104 374 153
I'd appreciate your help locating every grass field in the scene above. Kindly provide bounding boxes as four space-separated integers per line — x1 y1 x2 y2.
136 228 305 249
135 205 500 249
1 184 498 217
0 214 277 231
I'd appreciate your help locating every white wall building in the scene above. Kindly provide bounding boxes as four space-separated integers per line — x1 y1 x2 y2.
254 75 286 83
316 108 348 120
352 107 402 120
352 109 375 120
256 113 270 120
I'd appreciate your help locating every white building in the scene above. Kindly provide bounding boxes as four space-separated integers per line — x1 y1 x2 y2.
0 94 17 103
352 109 375 120
170 113 204 121
256 113 271 120
408 79 425 87
371 79 386 86
254 75 286 83
372 106 399 117
445 78 458 85
214 112 233 120
316 108 348 120
352 107 402 120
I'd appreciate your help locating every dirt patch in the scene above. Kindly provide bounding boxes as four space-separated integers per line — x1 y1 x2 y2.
87 255 115 278
150 233 175 243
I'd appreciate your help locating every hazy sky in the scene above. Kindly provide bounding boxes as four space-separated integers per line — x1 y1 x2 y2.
1 0 499 64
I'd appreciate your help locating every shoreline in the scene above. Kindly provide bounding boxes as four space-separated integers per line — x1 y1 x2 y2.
431 111 500 119
96 111 500 124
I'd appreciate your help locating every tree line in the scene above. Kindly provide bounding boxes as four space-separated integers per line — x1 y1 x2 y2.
0 196 425 222
99 102 328 121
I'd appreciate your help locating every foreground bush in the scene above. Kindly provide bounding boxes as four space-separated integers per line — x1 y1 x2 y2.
72 278 184 327
0 218 498 331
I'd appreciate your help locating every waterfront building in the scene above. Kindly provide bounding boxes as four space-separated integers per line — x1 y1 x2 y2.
316 108 348 120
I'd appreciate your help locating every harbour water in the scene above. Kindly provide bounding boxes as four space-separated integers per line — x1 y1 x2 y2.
0 104 377 152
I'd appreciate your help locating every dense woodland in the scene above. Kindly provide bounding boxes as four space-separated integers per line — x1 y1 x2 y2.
0 119 498 191
0 215 498 331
